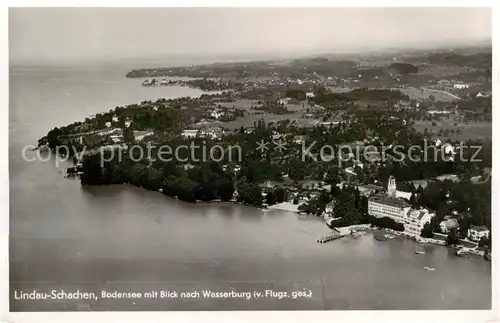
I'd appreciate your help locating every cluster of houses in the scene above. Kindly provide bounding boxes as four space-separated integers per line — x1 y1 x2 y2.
103 116 132 130
436 80 471 89
181 125 224 140
254 174 489 243
97 128 154 144
438 216 489 242
235 76 321 95
201 105 240 121
338 136 464 177
367 175 490 242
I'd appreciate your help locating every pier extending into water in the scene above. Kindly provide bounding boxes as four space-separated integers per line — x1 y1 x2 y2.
317 232 343 243
317 224 371 244
316 228 346 243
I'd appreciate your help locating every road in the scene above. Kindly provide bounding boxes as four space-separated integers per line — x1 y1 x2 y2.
423 87 462 100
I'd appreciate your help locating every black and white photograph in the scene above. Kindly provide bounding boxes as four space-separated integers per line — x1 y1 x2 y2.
4 5 496 318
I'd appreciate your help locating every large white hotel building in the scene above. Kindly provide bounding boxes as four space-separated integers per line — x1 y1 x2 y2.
368 176 435 237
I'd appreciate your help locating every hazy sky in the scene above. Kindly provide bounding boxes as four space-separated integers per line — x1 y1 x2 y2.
9 7 491 63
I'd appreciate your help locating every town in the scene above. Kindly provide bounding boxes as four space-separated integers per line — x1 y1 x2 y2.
38 45 492 260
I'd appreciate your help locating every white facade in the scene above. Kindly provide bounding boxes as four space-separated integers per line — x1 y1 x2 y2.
453 83 470 89
200 129 220 140
442 143 455 155
428 110 452 115
368 195 411 222
182 129 199 138
368 196 434 236
306 92 315 98
293 135 308 144
403 209 435 237
367 176 434 237
134 131 154 142
468 226 489 242
110 135 122 143
344 167 357 176
436 174 459 182
387 175 397 198
211 111 223 119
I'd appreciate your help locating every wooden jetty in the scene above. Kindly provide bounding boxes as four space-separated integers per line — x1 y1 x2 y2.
316 231 344 243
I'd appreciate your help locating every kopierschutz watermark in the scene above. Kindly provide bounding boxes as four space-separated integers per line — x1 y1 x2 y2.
300 139 482 166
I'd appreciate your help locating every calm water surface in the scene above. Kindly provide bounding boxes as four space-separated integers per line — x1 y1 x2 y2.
9 64 491 311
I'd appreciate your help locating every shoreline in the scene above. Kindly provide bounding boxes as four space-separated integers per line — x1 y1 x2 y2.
80 180 488 260
267 201 301 213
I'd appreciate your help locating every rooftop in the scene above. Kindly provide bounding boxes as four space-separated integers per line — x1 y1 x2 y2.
369 193 410 208
441 218 459 229
470 226 489 232
359 184 384 191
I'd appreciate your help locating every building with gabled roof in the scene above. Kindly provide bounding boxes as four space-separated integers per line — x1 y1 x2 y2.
403 208 435 237
468 226 489 242
368 175 435 236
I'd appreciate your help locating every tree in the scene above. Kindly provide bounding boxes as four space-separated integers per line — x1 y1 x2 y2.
446 228 459 246
123 127 135 142
484 246 490 260
80 153 104 185
325 167 340 185
478 236 489 247
459 215 470 239
285 89 306 101
273 187 288 203
368 216 405 231
237 182 263 207
421 222 434 238
217 177 235 201
409 193 417 206
45 127 64 150
265 192 276 206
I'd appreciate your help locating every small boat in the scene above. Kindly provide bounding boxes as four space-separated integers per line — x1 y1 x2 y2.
374 235 388 241
415 251 425 255
424 266 435 271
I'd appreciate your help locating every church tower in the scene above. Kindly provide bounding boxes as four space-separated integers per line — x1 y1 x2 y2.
387 175 397 198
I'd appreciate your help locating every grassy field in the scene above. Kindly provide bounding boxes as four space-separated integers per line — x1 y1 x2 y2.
417 65 471 77
413 120 491 141
219 99 259 110
222 111 314 130
398 87 459 102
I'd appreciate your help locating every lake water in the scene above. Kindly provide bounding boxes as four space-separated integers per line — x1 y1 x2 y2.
9 64 491 311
